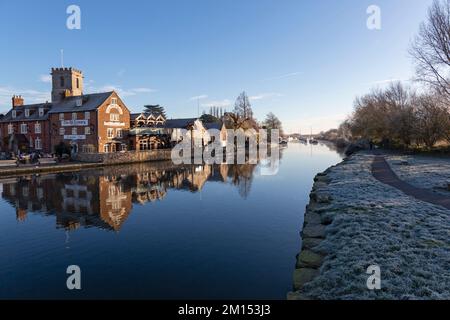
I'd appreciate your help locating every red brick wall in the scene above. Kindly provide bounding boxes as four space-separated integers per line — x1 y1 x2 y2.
0 120 51 153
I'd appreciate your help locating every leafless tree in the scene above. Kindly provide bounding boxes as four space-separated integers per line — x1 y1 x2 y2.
233 92 254 120
410 0 450 100
414 93 449 148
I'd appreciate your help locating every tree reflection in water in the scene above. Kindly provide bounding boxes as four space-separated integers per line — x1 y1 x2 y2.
0 162 257 232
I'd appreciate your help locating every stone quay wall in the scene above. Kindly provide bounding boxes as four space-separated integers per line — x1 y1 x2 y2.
74 149 173 164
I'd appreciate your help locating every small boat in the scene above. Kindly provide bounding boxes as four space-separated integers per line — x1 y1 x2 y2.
309 139 319 145
279 139 288 145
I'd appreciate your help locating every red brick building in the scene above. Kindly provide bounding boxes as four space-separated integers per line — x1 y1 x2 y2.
0 67 131 155
0 96 52 154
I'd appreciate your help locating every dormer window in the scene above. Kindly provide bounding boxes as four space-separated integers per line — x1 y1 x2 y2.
39 108 44 117
25 109 30 118
12 110 16 119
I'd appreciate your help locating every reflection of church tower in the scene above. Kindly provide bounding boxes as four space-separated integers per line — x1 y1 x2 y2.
51 67 83 102
16 208 27 222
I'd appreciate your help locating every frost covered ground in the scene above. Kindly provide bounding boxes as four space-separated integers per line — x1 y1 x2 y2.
386 154 450 196
300 153 450 300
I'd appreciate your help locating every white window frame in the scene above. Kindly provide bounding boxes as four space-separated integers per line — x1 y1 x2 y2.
12 110 16 119
111 98 118 105
85 127 91 135
72 127 77 135
59 127 65 136
39 108 44 117
35 138 42 150
84 111 90 120
72 113 77 120
110 113 120 122
107 128 114 139
25 109 30 118
116 129 123 138
8 124 14 134
104 144 110 153
59 113 64 121
20 123 27 134
35 122 41 134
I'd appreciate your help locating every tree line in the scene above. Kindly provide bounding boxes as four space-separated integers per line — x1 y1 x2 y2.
337 0 450 150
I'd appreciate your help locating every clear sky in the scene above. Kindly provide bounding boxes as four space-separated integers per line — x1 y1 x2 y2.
0 0 434 133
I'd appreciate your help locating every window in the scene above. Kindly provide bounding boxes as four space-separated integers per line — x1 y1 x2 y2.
76 78 80 89
104 144 110 153
110 113 120 122
59 128 65 136
35 138 42 150
8 124 14 134
111 98 117 105
35 122 41 134
139 140 149 151
39 108 44 117
12 110 16 119
85 127 91 135
20 123 27 134
116 129 123 138
72 113 77 120
72 127 77 135
25 109 30 118
60 76 65 87
29 137 33 148
59 113 64 121
107 128 114 138
84 112 90 120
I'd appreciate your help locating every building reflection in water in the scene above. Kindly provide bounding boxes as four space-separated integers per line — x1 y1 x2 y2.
0 162 257 232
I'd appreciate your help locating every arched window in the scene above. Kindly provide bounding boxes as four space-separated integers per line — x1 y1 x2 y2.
60 76 65 87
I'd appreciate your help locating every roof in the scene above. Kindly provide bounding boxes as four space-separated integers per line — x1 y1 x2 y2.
161 118 198 129
1 92 114 123
131 112 166 121
204 121 223 130
48 92 113 114
0 102 51 123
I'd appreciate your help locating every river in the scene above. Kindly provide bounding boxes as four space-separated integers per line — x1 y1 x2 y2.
0 142 342 299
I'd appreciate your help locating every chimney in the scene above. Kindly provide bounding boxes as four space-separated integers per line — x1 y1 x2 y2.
12 95 24 108
11 95 24 108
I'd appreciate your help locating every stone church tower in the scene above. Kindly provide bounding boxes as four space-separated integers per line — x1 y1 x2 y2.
51 67 83 102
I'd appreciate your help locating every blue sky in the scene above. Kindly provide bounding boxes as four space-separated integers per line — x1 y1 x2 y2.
0 0 433 133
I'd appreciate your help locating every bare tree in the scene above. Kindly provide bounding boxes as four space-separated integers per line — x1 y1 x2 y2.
414 93 449 148
410 0 450 100
233 91 254 120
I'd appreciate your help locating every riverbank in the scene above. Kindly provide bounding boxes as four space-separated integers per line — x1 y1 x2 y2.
0 149 173 179
288 152 450 300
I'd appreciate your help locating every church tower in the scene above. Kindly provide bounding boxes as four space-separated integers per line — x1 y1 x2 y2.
51 67 83 102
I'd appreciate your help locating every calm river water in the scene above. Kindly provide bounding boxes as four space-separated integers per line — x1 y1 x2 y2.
0 142 342 299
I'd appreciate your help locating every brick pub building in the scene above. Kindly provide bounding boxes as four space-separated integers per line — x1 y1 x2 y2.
0 67 130 155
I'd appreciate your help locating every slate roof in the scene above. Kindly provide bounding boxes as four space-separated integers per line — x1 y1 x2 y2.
0 102 52 123
204 121 223 130
48 92 113 113
161 118 198 129
0 92 113 123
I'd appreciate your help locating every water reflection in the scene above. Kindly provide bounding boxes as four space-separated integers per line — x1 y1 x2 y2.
0 162 257 232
